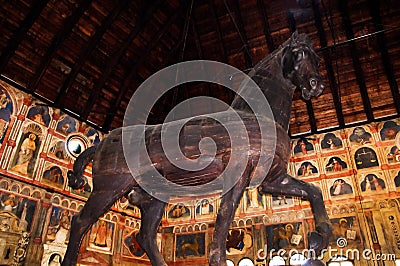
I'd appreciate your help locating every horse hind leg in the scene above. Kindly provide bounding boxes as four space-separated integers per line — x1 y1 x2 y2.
61 175 134 266
259 174 332 254
127 188 168 266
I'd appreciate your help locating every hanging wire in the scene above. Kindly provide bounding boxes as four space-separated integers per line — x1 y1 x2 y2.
223 0 254 67
321 0 342 103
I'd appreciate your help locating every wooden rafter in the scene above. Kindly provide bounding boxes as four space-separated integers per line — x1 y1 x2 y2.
312 0 345 128
338 0 374 122
54 0 130 107
0 0 50 73
208 0 228 62
27 0 93 92
256 0 275 52
367 0 400 115
81 0 165 120
102 6 185 130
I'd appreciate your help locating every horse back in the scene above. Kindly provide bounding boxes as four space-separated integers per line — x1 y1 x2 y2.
93 111 289 187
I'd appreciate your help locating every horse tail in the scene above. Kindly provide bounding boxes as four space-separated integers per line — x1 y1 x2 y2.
67 146 96 190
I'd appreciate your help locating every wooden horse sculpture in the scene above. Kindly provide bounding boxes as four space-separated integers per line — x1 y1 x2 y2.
62 32 330 266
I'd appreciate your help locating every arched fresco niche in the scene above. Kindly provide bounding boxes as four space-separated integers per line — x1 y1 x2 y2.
168 203 190 220
56 116 77 135
325 156 348 173
41 165 65 189
48 139 69 161
26 104 51 127
354 147 379 169
9 123 42 177
321 132 343 150
349 126 372 145
195 199 214 217
360 173 386 193
329 178 353 197
380 120 400 141
293 137 314 155
0 87 13 144
87 219 115 254
84 128 101 146
296 161 318 177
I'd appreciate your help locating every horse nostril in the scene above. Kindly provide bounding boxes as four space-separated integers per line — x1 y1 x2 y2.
310 79 317 87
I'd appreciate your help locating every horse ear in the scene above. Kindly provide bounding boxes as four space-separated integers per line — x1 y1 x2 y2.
291 31 299 46
281 46 294 78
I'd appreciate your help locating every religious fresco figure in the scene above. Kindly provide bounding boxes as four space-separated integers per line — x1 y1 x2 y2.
360 174 386 192
354 147 379 169
26 104 50 127
0 88 12 144
266 222 304 251
388 146 400 163
56 116 77 135
1 194 18 213
380 121 400 141
329 179 353 196
48 253 62 266
88 219 114 251
330 217 359 247
325 157 347 172
321 133 343 150
11 133 38 176
246 187 262 208
272 195 293 207
394 171 400 187
168 203 190 219
293 138 314 155
0 194 36 232
42 166 65 189
349 127 372 144
195 199 213 216
297 161 318 177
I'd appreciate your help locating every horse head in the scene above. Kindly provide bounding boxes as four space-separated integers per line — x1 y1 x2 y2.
282 31 325 100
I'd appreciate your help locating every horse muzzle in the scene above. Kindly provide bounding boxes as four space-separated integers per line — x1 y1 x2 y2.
302 78 324 100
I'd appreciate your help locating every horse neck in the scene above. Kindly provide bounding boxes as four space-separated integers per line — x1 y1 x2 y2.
231 54 295 132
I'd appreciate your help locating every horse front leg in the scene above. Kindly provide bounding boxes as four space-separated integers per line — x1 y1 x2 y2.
209 165 252 266
259 174 332 254
128 188 168 266
62 175 134 266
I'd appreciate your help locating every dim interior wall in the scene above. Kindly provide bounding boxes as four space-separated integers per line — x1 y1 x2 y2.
0 81 400 265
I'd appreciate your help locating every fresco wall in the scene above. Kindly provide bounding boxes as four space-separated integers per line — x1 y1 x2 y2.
1 80 400 265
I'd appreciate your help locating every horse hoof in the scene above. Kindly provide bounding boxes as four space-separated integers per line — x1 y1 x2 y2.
209 251 227 266
303 258 326 266
308 231 324 254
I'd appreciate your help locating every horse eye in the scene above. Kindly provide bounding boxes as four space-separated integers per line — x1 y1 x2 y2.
295 50 304 61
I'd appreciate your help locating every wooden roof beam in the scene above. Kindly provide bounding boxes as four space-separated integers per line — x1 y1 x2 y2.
0 0 50 73
338 0 374 122
367 0 400 114
81 0 165 120
54 0 129 107
256 0 275 51
102 6 185 130
28 0 93 92
311 0 345 128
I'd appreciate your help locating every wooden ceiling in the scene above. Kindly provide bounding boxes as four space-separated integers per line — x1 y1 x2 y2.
0 0 399 136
